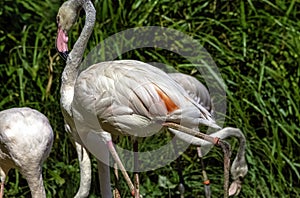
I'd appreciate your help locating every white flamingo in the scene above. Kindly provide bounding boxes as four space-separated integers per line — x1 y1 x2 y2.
0 107 54 198
55 0 233 197
56 0 133 196
169 72 248 196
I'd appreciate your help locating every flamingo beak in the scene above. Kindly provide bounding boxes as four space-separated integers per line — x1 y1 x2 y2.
228 179 242 196
56 25 69 61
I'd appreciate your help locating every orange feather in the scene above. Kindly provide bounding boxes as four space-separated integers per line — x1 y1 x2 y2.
154 85 179 113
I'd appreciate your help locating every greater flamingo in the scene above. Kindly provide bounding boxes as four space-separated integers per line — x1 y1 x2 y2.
0 107 54 198
56 0 133 196
56 0 233 197
169 72 248 196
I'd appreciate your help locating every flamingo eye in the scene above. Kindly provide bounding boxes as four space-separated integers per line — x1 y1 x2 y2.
56 16 60 24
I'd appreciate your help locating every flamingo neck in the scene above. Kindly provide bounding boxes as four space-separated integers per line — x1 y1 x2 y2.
236 135 246 162
74 142 92 198
25 169 46 198
226 128 248 180
61 0 96 114
30 182 46 198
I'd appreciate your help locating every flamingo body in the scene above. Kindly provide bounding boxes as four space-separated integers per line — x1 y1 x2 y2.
73 60 215 141
0 107 53 198
55 0 232 197
169 73 212 112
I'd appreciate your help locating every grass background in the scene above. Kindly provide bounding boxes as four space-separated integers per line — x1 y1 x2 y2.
0 0 299 197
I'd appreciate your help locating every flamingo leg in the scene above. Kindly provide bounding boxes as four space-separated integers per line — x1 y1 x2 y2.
172 137 185 198
97 159 112 198
0 167 6 198
197 147 211 198
113 163 121 198
0 181 4 198
133 140 140 198
163 122 231 198
107 140 135 197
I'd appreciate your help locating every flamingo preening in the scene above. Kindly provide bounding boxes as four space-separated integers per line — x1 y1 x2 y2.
169 73 248 197
56 0 236 197
0 107 54 198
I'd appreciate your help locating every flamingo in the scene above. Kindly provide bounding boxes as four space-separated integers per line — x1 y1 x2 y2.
55 0 233 197
56 0 134 196
169 72 248 196
0 107 54 198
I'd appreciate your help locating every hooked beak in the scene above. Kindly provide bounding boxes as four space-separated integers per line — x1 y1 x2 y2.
56 25 69 61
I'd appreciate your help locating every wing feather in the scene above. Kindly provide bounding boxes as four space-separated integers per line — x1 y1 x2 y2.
73 60 217 136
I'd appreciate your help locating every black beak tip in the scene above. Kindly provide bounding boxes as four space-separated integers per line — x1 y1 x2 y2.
60 51 69 61
56 48 69 61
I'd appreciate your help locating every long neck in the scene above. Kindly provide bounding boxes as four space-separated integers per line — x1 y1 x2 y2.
235 131 246 163
60 0 96 114
30 178 46 198
197 127 246 161
23 166 46 198
212 127 246 160
215 127 248 179
74 142 92 198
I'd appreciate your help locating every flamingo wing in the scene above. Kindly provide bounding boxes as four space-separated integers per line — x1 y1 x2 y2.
169 73 212 112
72 60 216 137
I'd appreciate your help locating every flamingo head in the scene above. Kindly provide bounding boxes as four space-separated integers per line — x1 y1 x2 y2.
56 1 81 60
228 154 248 196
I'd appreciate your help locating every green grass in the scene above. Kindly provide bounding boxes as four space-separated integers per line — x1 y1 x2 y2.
0 0 299 197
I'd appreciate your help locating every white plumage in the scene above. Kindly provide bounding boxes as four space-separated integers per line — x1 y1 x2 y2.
55 0 236 197
0 107 54 198
169 73 212 112
169 72 248 196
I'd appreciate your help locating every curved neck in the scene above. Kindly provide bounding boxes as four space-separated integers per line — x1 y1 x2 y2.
67 0 96 72
236 133 246 162
226 128 246 163
61 0 96 114
216 127 246 158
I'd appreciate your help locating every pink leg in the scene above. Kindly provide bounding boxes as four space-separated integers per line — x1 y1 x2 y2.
0 182 4 198
107 140 135 197
133 140 140 198
113 163 121 198
0 169 6 198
